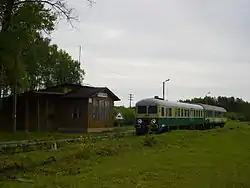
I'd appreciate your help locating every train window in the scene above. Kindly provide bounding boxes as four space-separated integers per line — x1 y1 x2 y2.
161 107 164 116
148 106 157 114
181 109 184 117
189 110 192 117
137 106 147 114
177 109 180 117
187 110 190 117
169 108 172 117
184 110 187 117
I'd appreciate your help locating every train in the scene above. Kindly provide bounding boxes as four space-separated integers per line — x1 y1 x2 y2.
134 96 227 135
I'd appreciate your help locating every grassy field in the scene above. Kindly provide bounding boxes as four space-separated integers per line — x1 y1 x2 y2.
1 121 250 188
0 126 134 142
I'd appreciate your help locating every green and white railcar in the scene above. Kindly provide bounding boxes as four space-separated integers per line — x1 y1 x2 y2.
135 96 227 135
198 103 227 127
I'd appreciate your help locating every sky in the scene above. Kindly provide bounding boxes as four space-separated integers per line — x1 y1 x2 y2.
50 0 250 107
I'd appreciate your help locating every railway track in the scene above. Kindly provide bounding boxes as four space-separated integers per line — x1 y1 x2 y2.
0 130 135 151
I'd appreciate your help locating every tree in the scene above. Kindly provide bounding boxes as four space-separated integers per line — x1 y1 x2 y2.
0 0 92 92
21 36 85 90
0 0 95 33
114 106 136 126
180 96 250 121
0 0 89 131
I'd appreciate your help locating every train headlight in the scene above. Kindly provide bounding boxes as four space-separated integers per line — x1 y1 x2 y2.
151 119 156 124
137 119 142 124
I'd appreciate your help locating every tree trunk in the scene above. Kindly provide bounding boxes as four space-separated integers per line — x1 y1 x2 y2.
37 99 40 131
25 98 29 132
12 84 17 132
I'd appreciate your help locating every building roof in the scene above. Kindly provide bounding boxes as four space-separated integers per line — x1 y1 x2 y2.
0 83 120 101
63 86 120 101
36 83 120 101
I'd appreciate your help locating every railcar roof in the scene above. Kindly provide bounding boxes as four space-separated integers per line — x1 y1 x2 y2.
198 103 227 112
136 98 203 110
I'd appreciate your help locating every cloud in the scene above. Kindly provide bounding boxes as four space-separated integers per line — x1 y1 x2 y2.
50 0 250 106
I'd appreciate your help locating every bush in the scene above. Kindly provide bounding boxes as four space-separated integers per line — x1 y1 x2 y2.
95 145 118 156
0 160 24 173
141 135 158 147
72 143 94 160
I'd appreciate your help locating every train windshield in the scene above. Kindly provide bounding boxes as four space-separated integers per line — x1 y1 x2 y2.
148 106 157 114
137 106 147 114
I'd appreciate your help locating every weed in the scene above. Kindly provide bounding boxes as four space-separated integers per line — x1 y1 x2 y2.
72 143 94 160
95 145 119 156
141 134 158 147
42 156 57 165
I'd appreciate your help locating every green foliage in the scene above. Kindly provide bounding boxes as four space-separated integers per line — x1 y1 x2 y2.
141 134 158 147
71 143 94 160
0 1 85 97
114 106 136 125
2 121 250 187
180 96 250 121
95 144 119 156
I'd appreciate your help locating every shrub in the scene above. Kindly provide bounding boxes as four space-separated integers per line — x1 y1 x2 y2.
95 145 118 156
141 134 158 147
72 143 94 160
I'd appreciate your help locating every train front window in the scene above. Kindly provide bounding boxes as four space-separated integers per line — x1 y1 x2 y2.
137 106 147 114
148 106 157 114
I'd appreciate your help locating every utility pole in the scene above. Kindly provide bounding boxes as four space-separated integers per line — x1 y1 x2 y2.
128 94 134 108
79 45 82 63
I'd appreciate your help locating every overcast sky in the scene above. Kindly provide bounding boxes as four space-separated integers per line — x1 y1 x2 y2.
50 0 250 107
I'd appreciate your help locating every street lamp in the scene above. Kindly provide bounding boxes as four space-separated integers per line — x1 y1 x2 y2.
162 79 170 100
204 92 211 98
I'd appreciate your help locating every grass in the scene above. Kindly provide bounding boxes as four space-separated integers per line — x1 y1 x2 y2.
1 120 250 187
0 126 135 142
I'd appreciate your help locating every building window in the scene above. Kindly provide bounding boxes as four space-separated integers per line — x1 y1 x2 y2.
92 98 111 121
72 107 80 119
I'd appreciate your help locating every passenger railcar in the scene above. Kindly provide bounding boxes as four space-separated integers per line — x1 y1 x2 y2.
135 96 227 135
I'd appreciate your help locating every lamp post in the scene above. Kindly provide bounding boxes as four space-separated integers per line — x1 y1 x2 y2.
204 92 211 98
162 79 170 100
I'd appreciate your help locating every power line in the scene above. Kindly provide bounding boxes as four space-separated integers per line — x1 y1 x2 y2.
128 94 134 108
